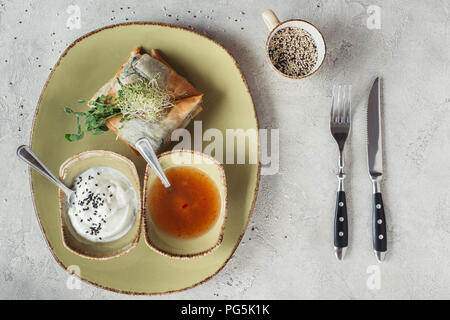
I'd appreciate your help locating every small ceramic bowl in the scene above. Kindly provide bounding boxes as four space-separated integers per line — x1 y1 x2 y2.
262 9 326 79
58 150 142 260
143 150 227 258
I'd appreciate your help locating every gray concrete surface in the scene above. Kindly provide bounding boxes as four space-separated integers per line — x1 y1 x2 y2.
1 0 449 299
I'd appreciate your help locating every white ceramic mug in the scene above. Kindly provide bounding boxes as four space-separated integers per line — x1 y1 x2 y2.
262 9 326 79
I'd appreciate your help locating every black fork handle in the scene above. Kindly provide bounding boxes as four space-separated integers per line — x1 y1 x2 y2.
334 191 348 248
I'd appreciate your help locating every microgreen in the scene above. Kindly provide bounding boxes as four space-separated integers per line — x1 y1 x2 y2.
63 73 173 142
64 95 121 142
115 75 174 122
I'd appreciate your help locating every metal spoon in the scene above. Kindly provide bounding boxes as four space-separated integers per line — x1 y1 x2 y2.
16 145 76 204
134 138 171 189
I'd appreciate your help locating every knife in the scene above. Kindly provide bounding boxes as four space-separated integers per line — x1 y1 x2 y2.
367 77 387 262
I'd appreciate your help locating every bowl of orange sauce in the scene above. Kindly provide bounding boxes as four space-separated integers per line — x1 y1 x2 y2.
143 150 227 258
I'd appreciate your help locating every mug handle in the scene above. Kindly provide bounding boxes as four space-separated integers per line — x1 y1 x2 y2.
262 10 280 31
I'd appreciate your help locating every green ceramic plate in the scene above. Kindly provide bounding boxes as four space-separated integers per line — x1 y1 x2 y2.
30 22 260 294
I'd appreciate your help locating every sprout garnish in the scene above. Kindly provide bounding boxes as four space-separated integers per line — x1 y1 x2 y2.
63 74 174 142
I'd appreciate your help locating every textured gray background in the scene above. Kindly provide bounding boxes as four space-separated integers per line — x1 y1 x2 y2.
1 0 449 299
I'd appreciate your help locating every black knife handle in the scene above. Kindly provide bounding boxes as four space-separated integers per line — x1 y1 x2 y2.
372 192 387 252
334 191 348 248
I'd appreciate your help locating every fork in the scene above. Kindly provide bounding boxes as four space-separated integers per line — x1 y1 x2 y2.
330 85 352 260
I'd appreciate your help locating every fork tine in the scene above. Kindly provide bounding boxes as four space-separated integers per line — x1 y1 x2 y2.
334 85 340 123
331 85 352 125
339 85 344 123
345 85 352 123
342 85 351 124
331 85 337 122
338 85 344 123
332 85 339 123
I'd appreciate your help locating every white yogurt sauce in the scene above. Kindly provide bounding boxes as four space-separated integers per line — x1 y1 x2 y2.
67 167 137 242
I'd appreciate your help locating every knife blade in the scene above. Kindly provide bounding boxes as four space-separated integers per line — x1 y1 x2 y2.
367 77 387 262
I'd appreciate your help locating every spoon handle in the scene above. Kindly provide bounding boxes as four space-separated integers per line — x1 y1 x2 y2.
135 138 171 188
16 145 73 197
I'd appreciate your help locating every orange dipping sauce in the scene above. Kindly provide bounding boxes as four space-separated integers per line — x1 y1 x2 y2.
149 166 221 239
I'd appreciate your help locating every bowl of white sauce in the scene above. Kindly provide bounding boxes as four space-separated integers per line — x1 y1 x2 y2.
58 150 141 259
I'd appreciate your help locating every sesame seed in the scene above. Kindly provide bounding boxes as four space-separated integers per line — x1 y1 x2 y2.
268 27 318 77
